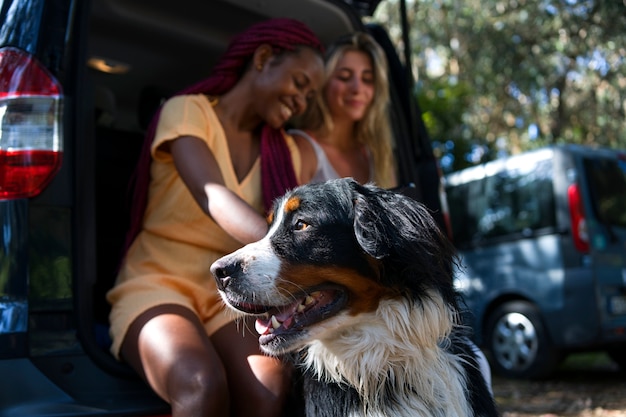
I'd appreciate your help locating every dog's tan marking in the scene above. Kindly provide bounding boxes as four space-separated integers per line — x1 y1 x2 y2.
278 264 392 314
284 196 301 213
266 211 274 225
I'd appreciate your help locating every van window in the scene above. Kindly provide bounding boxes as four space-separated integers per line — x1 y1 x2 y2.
447 156 556 247
583 157 626 228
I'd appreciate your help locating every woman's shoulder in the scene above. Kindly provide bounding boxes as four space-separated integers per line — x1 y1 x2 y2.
288 129 326 154
159 94 219 127
287 129 321 185
288 129 314 143
155 94 222 153
163 93 213 109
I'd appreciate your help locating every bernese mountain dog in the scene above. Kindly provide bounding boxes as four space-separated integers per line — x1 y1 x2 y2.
211 178 499 417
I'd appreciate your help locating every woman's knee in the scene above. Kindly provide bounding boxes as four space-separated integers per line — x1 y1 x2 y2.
120 305 232 413
168 357 230 413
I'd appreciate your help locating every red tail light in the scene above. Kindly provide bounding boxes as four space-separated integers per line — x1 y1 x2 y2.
567 183 589 253
0 47 63 199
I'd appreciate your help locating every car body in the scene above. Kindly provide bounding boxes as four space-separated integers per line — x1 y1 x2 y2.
0 0 446 414
446 144 626 379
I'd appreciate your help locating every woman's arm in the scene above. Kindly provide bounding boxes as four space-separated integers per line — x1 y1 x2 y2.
169 135 268 244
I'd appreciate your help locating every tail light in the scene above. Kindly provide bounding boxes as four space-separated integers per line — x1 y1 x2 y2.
567 183 589 253
0 47 63 200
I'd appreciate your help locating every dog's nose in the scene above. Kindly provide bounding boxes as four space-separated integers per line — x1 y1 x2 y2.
210 258 240 290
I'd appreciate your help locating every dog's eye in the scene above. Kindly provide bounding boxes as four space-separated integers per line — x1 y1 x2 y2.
294 219 310 231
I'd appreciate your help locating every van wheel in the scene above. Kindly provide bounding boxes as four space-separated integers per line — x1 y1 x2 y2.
485 301 560 379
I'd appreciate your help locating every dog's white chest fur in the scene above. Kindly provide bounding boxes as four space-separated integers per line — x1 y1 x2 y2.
301 296 474 417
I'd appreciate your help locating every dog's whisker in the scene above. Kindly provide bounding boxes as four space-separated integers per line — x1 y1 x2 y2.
278 279 307 297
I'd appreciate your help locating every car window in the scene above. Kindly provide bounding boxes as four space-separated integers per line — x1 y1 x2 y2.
447 157 556 246
583 157 626 228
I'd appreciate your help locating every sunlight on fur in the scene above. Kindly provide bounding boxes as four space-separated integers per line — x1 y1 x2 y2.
301 290 472 417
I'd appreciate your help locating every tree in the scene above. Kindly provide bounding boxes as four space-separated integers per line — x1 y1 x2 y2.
373 0 626 173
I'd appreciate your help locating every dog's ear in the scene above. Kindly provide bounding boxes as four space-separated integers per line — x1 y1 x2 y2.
349 179 458 303
351 180 453 261
351 182 395 259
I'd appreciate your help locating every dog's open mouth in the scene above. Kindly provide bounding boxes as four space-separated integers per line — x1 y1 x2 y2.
225 286 347 346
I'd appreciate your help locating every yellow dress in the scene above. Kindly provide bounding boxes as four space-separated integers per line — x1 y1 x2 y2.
107 94 301 359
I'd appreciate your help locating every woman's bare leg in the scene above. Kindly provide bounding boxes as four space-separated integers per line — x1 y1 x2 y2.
211 318 291 417
120 304 230 417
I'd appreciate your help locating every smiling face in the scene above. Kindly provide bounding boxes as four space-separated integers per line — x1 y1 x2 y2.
253 47 324 129
324 50 375 123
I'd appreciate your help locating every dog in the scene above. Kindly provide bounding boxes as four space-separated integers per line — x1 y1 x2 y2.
210 178 499 417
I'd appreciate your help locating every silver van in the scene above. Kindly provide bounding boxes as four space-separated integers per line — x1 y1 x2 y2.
446 144 626 379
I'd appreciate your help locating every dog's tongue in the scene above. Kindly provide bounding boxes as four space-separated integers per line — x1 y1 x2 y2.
255 319 272 335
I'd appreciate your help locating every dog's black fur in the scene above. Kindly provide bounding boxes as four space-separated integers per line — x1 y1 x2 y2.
211 178 499 417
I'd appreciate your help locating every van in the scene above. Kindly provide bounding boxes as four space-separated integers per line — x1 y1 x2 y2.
446 144 626 379
0 0 446 414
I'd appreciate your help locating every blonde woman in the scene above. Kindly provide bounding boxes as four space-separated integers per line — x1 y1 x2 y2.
291 31 397 188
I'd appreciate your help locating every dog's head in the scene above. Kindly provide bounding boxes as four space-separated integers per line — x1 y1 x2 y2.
210 178 458 355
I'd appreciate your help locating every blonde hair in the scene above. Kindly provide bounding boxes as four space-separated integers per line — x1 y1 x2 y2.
297 32 396 188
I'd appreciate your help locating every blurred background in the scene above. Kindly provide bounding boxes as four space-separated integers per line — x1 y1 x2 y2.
372 0 626 173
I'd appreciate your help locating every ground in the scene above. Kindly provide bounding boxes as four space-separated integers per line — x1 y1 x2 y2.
493 353 626 417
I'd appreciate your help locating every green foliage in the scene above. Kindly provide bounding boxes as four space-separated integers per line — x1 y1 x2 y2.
374 0 626 173
28 208 72 302
29 255 71 300
416 77 483 171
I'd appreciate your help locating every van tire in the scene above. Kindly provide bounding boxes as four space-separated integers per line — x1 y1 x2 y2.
485 301 560 379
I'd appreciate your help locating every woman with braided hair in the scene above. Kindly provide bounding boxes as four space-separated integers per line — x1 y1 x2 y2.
106 18 324 417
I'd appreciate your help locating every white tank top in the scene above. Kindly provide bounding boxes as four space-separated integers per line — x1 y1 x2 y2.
289 129 374 184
